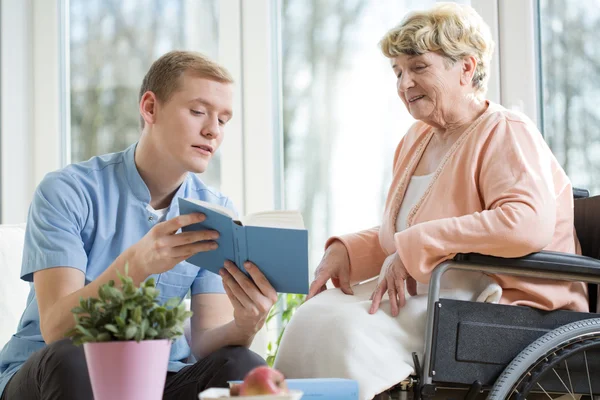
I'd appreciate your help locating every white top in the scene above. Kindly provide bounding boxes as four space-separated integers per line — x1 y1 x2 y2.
146 205 169 223
395 173 434 232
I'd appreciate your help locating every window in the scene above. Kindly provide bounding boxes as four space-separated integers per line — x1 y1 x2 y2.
538 0 600 194
281 0 436 272
68 0 221 188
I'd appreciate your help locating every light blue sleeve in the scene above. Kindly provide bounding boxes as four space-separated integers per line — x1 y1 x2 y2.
190 196 238 295
21 172 89 282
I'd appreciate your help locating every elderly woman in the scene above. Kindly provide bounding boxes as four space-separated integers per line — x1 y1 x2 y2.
273 3 587 399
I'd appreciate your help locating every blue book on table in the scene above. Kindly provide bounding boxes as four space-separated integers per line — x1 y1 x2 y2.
285 378 359 400
178 198 309 294
230 378 359 400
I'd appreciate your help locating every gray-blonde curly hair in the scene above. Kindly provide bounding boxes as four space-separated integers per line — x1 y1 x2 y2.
379 2 494 96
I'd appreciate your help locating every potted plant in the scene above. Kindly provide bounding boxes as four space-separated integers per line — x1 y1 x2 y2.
66 266 192 400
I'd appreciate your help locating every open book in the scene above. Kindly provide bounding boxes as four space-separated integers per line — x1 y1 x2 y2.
178 198 309 294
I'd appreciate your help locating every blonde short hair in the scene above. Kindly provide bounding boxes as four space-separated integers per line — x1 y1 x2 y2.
379 2 494 95
139 50 234 127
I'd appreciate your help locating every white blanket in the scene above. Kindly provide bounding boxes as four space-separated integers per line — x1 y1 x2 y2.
274 270 502 400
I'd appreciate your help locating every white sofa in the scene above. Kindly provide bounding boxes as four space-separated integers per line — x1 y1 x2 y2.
0 224 29 349
0 223 267 357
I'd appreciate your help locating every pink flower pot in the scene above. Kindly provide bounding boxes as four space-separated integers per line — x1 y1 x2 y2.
84 340 171 400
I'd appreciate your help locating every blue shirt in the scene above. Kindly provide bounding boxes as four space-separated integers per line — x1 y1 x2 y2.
0 143 233 395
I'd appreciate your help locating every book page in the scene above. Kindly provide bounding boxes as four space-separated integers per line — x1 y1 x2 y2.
183 198 236 219
241 210 305 229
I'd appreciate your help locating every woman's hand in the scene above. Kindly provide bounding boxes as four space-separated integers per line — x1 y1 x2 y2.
369 253 417 317
307 240 352 300
220 261 278 337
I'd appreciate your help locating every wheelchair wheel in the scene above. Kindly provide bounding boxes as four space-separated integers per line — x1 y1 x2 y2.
489 318 600 400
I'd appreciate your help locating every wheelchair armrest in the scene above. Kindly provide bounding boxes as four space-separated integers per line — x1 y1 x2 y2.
454 251 600 277
573 187 590 199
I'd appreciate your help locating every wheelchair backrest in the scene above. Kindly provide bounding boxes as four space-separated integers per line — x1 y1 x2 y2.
574 194 600 260
574 192 600 312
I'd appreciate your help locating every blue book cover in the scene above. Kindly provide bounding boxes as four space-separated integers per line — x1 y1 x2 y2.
178 198 309 294
229 378 359 400
283 378 359 400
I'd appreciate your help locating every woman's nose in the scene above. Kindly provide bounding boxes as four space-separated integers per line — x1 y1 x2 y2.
397 72 414 92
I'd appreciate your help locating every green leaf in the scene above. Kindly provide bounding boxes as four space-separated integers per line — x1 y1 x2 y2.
98 286 107 301
140 318 149 334
157 328 172 339
120 306 128 322
133 306 142 324
65 328 78 338
71 306 86 314
75 325 94 338
165 297 180 309
282 310 292 321
135 327 143 342
266 311 281 324
107 286 124 301
104 324 119 334
146 327 158 338
144 287 159 299
81 335 96 344
125 325 137 340
115 316 126 328
97 332 111 342
166 316 177 328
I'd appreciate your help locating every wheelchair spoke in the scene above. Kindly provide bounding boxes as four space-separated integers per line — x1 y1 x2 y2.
584 351 593 399
552 367 576 400
537 382 554 400
565 360 575 397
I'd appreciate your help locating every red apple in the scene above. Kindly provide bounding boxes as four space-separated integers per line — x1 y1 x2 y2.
239 366 288 396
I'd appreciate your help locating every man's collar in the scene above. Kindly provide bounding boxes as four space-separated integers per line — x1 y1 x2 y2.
123 142 193 210
123 142 152 203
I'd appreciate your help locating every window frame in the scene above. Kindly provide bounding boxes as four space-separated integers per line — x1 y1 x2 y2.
0 1 3 224
496 0 541 126
1 0 35 224
0 0 536 222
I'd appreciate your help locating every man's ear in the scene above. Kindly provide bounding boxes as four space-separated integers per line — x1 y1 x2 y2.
139 91 158 126
460 55 478 87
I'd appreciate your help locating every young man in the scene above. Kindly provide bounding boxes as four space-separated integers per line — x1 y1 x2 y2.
0 51 278 399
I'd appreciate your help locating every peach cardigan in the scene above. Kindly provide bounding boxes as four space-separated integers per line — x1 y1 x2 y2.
328 101 588 312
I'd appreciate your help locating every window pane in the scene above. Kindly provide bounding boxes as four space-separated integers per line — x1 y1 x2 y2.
539 0 600 194
69 0 221 188
282 1 435 272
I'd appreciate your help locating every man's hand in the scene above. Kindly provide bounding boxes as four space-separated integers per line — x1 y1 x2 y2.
219 261 278 337
128 213 220 276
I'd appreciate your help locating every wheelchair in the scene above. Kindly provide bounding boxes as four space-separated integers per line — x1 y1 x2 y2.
385 188 600 400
